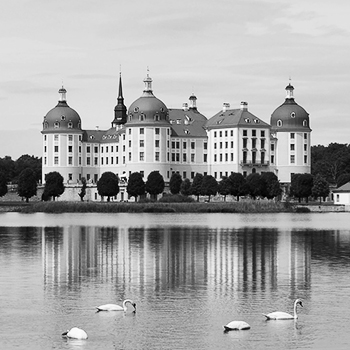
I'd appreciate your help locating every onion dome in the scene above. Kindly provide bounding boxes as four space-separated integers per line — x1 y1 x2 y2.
126 71 169 126
42 86 82 133
270 83 311 132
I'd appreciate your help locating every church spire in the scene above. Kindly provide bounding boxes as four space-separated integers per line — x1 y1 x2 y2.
112 72 127 127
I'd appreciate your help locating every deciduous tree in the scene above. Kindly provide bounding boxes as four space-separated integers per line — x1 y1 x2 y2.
169 172 182 194
201 175 218 202
145 171 164 200
191 173 203 202
217 176 231 201
312 174 330 203
97 172 119 202
228 172 248 201
180 178 191 196
0 171 8 197
17 168 37 202
127 172 145 201
43 171 65 201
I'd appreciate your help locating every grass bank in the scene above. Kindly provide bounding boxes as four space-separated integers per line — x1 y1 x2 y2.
16 200 296 214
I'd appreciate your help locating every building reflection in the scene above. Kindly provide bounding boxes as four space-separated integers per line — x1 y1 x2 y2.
41 225 315 297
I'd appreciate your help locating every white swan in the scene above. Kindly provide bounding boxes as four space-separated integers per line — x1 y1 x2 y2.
62 327 88 339
263 298 303 320
223 320 251 331
96 299 136 312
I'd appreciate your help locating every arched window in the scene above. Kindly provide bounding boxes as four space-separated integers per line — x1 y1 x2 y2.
277 120 282 127
54 121 60 128
68 122 73 128
303 119 308 127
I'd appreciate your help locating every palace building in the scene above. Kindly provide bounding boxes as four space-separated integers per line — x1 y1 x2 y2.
41 72 311 201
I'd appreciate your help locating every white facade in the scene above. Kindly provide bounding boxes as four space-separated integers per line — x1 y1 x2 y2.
41 76 312 200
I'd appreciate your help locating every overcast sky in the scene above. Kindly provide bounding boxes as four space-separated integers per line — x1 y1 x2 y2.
1 0 349 159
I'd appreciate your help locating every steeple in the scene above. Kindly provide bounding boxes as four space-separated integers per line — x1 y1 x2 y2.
57 86 68 106
189 93 197 110
112 73 127 127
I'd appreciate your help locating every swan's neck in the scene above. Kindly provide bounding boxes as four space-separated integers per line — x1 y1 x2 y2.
122 299 131 310
293 302 298 318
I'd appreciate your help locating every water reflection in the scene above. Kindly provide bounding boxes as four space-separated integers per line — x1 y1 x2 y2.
40 226 315 297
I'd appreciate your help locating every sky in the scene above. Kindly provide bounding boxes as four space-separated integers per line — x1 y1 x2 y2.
1 0 349 159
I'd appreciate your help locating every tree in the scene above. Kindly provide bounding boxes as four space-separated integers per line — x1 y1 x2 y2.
201 175 218 202
191 173 203 202
217 176 231 202
246 173 264 199
290 173 313 203
312 174 330 203
0 156 15 183
336 173 350 188
127 172 145 201
43 171 65 201
229 172 248 201
180 178 191 196
145 171 164 200
169 172 182 194
0 171 8 197
14 155 42 183
260 172 282 200
17 168 37 202
97 172 119 202
78 177 87 202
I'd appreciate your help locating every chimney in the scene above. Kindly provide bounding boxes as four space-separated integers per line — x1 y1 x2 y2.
182 103 189 111
240 101 248 111
222 103 230 112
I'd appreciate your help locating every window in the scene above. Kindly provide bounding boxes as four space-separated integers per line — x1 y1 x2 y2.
303 120 308 127
290 144 295 151
271 144 275 151
277 120 282 127
68 135 73 141
304 155 308 164
94 146 98 153
129 153 131 161
252 139 257 149
68 145 73 153
106 157 108 165
68 122 73 128
183 172 187 179
191 142 195 149
261 152 265 164
243 151 247 163
140 140 144 147
183 154 187 162
101 157 103 165
176 153 180 162
225 153 228 162
116 156 119 164
290 133 295 139
243 138 247 148
204 142 207 150
191 172 195 179
183 141 187 149
304 133 307 140
219 131 222 137
68 173 72 181
252 152 256 164
68 156 72 165
79 146 81 153
111 146 113 153
214 172 217 179
44 146 47 153
54 134 59 141
243 130 247 136
44 157 47 165
94 157 98 165
225 142 228 148
252 130 256 137
129 141 131 147
290 155 295 164
261 139 265 149
44 135 47 141
140 152 144 161
176 141 180 149
231 153 234 161
140 128 144 135
204 154 207 162
171 153 175 161
261 130 265 137
79 157 81 165
219 154 223 162
214 143 217 149
214 154 217 162
155 152 160 161
304 144 307 151
220 142 222 149
54 146 59 153
123 156 125 164
225 130 228 137
54 122 60 128
231 141 233 148
87 157 91 165
155 128 160 135
172 141 176 149
271 155 274 164
214 131 217 137
191 154 195 162
87 146 91 153
54 156 58 165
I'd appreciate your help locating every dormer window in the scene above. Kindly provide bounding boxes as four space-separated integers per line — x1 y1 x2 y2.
61 115 66 121
134 107 139 113
54 122 60 128
129 114 132 121
253 119 260 124
139 114 145 121
303 119 308 127
291 112 296 118
244 118 251 123
68 122 73 128
277 120 283 127
154 114 160 121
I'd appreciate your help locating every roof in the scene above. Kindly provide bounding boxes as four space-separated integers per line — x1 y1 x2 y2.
168 108 207 138
82 130 107 143
205 108 270 131
333 181 350 193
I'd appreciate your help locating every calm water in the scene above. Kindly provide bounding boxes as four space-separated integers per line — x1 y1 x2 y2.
0 212 350 350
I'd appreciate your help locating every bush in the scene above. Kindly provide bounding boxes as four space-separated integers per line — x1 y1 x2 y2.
158 194 194 203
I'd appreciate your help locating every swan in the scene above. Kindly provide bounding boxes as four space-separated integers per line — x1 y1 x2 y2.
96 299 136 312
223 320 251 331
263 298 303 320
62 327 88 339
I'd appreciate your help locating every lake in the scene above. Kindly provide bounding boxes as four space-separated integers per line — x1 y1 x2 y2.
0 212 350 349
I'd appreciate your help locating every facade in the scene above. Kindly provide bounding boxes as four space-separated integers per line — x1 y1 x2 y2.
41 73 311 200
333 182 350 206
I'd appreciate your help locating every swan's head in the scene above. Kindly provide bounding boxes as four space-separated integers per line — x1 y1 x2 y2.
132 302 136 310
296 299 303 307
62 330 69 337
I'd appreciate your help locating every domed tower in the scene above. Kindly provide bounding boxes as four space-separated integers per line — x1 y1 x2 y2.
125 71 171 179
42 87 83 184
270 82 311 183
